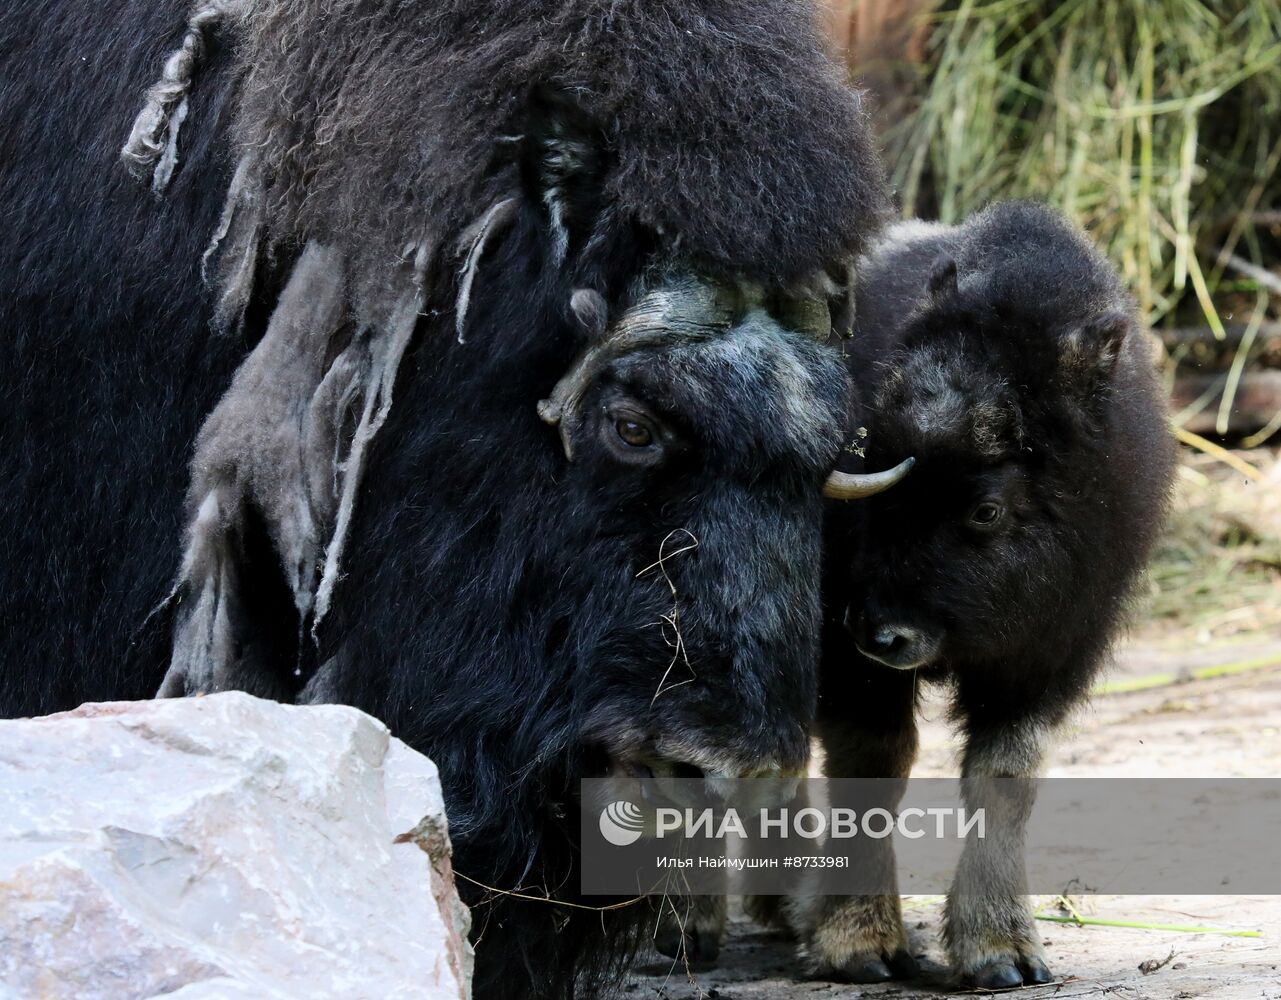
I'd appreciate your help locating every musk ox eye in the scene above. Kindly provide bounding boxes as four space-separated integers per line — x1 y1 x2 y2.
597 399 669 463
969 501 1004 527
615 418 654 448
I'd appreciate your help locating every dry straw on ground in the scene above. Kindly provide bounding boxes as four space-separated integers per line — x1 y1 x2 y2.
1142 448 1281 640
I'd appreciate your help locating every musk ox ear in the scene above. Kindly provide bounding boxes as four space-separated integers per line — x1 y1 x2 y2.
522 87 610 268
928 253 959 301
569 288 609 340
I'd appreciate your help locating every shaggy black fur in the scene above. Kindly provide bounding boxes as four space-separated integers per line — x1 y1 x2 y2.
1 2 889 997
0 0 248 713
322 237 852 996
815 202 1177 985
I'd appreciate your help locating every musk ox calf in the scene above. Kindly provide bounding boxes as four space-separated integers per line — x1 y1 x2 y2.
791 201 1176 987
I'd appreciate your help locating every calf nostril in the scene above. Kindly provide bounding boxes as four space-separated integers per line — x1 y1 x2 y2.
874 627 913 656
858 622 936 668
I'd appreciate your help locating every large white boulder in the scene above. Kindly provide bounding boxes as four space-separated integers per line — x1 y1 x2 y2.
0 692 472 1000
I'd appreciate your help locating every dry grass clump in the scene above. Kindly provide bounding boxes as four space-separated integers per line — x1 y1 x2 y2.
887 0 1281 329
1143 449 1281 639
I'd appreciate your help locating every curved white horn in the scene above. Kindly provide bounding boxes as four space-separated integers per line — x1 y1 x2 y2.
823 457 915 500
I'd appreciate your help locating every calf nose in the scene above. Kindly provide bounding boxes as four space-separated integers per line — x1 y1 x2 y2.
867 626 917 659
850 612 941 670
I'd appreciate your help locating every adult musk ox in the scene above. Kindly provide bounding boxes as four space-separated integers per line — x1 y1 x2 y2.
791 202 1176 987
0 1 907 996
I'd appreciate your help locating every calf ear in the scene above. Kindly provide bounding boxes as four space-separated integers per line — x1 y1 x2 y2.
1062 309 1130 377
1059 309 1131 408
928 253 959 301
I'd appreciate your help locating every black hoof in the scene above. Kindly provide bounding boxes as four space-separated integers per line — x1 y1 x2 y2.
972 961 1024 990
838 956 894 983
744 893 786 931
822 947 920 984
653 925 719 967
652 924 682 959
1020 957 1054 984
888 948 921 979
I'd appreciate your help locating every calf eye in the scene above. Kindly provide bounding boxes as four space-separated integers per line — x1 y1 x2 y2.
969 501 1004 527
615 418 654 448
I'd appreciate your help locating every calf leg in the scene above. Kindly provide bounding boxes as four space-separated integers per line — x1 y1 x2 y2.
787 666 918 982
944 723 1054 988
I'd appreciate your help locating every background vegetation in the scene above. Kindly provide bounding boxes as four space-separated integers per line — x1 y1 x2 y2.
885 0 1281 331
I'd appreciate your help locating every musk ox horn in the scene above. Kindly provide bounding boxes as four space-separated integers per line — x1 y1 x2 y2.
538 276 733 459
823 457 914 500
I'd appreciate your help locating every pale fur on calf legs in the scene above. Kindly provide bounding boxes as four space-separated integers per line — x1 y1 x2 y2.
943 722 1054 989
787 889 915 983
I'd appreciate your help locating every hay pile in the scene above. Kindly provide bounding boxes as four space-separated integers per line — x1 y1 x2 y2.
886 0 1281 330
1144 449 1281 640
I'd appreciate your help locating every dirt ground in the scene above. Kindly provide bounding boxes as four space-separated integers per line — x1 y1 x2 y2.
627 636 1281 1000
627 450 1281 999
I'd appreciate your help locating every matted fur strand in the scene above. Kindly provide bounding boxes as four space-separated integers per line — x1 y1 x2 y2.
120 1 246 193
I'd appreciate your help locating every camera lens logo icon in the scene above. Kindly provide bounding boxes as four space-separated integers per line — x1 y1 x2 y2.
599 800 645 846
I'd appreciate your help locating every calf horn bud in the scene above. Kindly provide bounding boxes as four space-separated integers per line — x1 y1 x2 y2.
823 457 914 500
